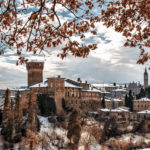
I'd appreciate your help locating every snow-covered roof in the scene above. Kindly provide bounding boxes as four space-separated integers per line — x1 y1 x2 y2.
92 83 119 88
135 98 150 101
89 111 99 114
65 81 81 88
30 80 48 88
105 98 122 102
30 79 82 89
100 107 129 112
93 87 110 94
137 110 150 114
81 88 101 93
112 89 127 92
27 60 44 63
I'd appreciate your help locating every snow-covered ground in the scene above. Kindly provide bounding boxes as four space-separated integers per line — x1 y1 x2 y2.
37 116 150 150
0 115 150 150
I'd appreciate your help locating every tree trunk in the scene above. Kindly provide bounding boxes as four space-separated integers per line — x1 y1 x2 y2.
29 141 33 150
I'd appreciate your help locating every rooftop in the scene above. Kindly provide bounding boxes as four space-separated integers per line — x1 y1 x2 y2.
135 98 150 102
112 89 127 92
65 80 81 88
92 83 118 88
105 98 122 102
137 110 150 114
100 107 129 112
30 80 48 88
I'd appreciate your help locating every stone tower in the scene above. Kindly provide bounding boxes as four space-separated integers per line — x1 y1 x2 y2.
47 76 65 114
144 67 148 89
26 62 44 87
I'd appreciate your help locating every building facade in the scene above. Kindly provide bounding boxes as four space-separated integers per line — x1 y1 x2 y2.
105 98 124 109
133 98 150 112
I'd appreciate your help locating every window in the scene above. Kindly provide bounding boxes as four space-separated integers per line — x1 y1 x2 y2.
50 82 53 88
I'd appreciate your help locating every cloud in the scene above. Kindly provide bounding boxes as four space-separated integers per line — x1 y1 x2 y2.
0 19 146 87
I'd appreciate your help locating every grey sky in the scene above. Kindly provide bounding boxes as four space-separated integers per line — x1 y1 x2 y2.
0 18 147 88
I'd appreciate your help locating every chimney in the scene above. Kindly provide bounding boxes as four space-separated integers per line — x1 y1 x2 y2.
85 80 87 84
58 75 61 78
77 78 81 82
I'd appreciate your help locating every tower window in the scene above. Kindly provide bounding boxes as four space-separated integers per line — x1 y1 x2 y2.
50 83 53 88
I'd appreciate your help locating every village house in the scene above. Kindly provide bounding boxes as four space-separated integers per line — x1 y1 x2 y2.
94 107 147 123
137 110 150 120
111 88 127 98
97 107 130 122
105 98 124 109
133 98 150 112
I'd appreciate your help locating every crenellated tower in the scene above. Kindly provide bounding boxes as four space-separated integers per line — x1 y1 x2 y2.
26 62 44 87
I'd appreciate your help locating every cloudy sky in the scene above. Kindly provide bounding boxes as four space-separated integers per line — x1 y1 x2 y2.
0 3 148 88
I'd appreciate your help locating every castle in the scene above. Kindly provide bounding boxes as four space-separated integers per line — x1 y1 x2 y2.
24 61 101 114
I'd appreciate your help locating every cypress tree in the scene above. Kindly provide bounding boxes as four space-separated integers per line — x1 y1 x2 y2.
124 84 127 88
27 92 37 132
14 91 23 142
67 110 81 148
129 90 134 111
1 89 14 142
140 88 146 98
102 96 105 108
136 88 146 99
125 91 133 111
146 87 150 98
125 94 128 107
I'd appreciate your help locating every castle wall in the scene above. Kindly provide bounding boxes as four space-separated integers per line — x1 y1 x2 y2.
64 88 101 112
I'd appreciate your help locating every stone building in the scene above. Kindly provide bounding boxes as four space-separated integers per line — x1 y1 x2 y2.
24 62 101 114
98 107 130 122
111 88 127 98
133 98 150 112
93 83 118 93
105 98 124 109
137 110 150 120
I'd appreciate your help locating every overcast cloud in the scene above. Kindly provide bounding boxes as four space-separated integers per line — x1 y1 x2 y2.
0 5 147 88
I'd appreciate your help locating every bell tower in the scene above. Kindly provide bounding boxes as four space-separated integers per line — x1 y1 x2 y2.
144 67 148 89
26 62 44 87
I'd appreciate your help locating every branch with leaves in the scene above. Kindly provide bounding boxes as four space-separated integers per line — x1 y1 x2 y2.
0 0 149 65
